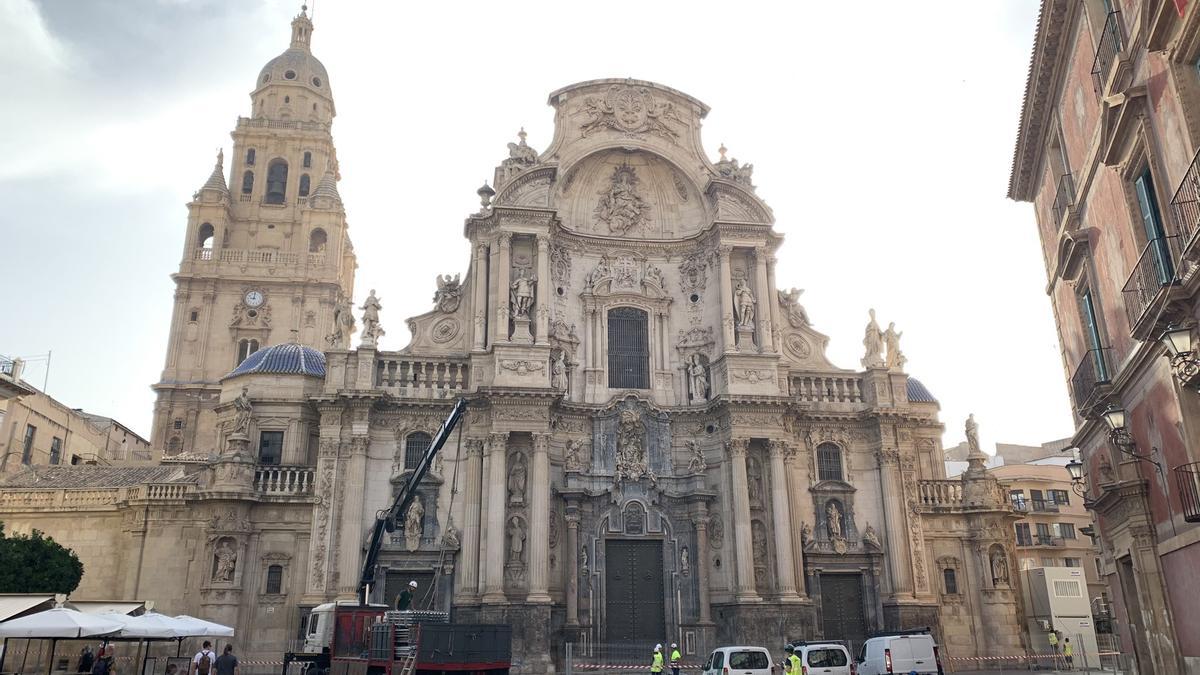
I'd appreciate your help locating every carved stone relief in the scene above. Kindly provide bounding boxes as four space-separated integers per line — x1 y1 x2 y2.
594 165 653 235
433 274 463 313
577 85 682 142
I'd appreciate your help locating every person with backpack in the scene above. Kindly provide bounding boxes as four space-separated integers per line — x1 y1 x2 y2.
192 641 216 675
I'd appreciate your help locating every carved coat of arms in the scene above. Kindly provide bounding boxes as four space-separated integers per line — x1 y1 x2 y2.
578 85 682 141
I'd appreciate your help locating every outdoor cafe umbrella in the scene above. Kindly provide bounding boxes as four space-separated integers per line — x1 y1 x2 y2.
172 616 234 637
0 607 124 674
104 612 193 639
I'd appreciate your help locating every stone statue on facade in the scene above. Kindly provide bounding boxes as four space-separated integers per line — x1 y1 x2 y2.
231 387 252 437
966 414 981 455
680 546 690 576
801 522 813 547
734 277 756 328
507 516 526 563
862 524 881 550
433 274 463 313
826 501 843 539
614 408 655 485
509 268 536 319
686 440 706 474
884 322 906 370
213 540 237 582
714 144 755 188
503 128 538 170
991 548 1009 586
644 263 665 289
586 256 612 288
778 288 810 327
360 289 384 344
564 438 588 472
551 350 569 391
442 524 460 551
508 453 527 505
404 497 424 551
594 164 652 235
861 308 885 368
688 354 709 402
327 296 356 348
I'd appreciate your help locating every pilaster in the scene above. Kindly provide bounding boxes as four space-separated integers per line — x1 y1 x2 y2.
527 432 552 603
482 432 509 604
768 440 800 600
727 438 760 601
472 242 488 351
458 438 484 604
494 233 512 344
753 247 774 353
535 235 551 345
717 245 736 352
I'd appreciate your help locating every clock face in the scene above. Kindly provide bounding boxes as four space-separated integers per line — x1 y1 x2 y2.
244 290 265 308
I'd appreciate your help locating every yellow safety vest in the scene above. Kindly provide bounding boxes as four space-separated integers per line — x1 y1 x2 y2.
1048 632 1058 647
789 654 802 673
670 650 681 665
1063 643 1073 656
651 651 664 673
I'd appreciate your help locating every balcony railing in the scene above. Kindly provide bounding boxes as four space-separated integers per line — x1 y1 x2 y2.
254 466 315 495
1122 235 1182 330
376 356 469 399
1092 11 1123 92
1175 462 1200 523
1031 499 1060 513
1052 172 1075 225
192 247 329 268
1070 347 1113 415
1011 499 1029 512
789 374 864 404
1170 146 1200 250
1017 535 1066 548
918 480 963 507
236 117 329 133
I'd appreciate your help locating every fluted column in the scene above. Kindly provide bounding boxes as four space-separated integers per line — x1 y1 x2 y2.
765 254 781 352
727 438 760 601
482 432 509 603
535 235 550 345
527 432 552 602
336 436 369 599
458 438 484 603
717 245 736 351
878 447 913 598
493 233 512 343
565 508 581 627
692 509 713 623
472 242 488 351
754 247 774 353
768 440 800 600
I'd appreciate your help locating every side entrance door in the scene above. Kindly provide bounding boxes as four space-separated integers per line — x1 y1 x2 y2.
605 539 665 643
821 573 867 645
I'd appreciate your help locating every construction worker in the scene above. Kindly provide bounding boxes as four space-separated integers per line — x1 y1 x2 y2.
1047 628 1059 669
650 644 664 674
669 643 681 675
785 645 801 674
396 580 417 610
1062 637 1074 670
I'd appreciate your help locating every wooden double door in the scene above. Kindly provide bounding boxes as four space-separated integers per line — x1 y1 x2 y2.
605 539 666 643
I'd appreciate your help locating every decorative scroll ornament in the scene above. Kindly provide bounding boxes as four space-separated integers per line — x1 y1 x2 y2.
594 165 652 235
678 254 708 295
578 85 682 141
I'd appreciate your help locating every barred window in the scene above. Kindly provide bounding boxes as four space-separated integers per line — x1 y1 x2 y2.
943 568 958 595
816 443 843 482
266 564 283 594
405 432 432 470
607 307 649 389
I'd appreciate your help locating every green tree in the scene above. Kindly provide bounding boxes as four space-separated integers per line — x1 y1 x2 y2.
0 522 84 594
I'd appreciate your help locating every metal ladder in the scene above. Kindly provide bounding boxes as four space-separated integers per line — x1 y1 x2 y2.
394 622 421 675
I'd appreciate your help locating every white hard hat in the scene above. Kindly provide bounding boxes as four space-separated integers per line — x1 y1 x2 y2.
671 643 677 648
408 580 418 588
655 644 662 650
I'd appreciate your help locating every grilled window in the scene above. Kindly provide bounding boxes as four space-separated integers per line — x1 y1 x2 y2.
816 443 843 482
405 432 432 470
607 307 649 389
266 564 283 594
943 568 958 595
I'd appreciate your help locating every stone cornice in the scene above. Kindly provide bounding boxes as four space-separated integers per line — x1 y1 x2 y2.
1008 0 1075 201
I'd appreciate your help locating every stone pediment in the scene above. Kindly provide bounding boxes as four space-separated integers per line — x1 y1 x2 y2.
707 181 772 224
494 166 557 208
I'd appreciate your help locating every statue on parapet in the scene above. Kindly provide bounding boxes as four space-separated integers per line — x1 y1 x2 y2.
360 289 384 344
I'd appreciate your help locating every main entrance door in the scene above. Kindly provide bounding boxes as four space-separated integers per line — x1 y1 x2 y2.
605 540 665 642
821 573 867 645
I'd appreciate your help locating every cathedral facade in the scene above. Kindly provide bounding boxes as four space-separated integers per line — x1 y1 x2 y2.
0 10 1029 672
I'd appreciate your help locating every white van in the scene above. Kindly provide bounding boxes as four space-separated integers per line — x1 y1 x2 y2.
856 632 944 675
702 645 774 675
790 643 852 675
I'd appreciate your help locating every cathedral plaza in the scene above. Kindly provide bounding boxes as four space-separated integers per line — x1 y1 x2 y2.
7 2 1200 674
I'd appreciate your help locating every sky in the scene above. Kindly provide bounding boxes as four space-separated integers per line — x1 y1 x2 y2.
0 0 1071 453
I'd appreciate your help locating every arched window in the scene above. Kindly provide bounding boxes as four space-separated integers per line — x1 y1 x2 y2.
266 564 283 594
943 568 958 595
405 432 432 470
265 159 288 204
816 443 843 482
309 228 327 253
245 148 256 166
299 174 311 197
607 307 649 389
241 170 254 195
197 223 214 249
303 151 312 168
237 338 259 365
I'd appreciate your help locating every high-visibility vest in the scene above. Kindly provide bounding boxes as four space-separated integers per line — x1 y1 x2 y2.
1048 632 1058 647
651 652 664 673
789 654 802 673
670 650 681 666
1063 642 1073 656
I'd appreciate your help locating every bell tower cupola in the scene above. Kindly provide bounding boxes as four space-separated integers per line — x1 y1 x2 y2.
250 5 335 124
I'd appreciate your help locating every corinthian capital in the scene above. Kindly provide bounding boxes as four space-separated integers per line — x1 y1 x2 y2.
532 432 551 453
487 432 509 454
726 438 750 457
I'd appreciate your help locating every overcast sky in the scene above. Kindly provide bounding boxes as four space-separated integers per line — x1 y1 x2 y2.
0 0 1067 453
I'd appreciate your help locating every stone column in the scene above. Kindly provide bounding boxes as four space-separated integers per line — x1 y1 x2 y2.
527 432 552 603
459 438 484 603
494 233 512 344
727 438 760 601
754 247 774 353
565 507 581 627
717 245 736 352
482 432 509 603
692 510 713 624
765 254 781 352
535 235 550 345
337 436 370 599
472 242 488 351
768 440 800 600
877 447 913 597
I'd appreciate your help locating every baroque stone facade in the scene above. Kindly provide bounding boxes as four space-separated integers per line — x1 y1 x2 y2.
0 10 1028 673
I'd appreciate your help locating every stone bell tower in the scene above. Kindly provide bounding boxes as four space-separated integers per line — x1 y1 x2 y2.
149 6 356 459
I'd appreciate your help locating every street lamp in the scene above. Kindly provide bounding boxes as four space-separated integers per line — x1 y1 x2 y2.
1099 404 1162 470
1066 456 1084 482
1160 324 1200 387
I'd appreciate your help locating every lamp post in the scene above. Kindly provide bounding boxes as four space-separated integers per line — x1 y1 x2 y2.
1099 404 1168 489
1160 324 1200 387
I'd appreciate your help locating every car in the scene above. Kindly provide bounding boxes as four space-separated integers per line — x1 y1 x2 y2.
702 645 775 675
787 642 853 675
855 630 945 675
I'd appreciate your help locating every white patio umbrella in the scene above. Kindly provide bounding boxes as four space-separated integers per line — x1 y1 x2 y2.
103 611 193 639
172 616 234 637
0 607 123 638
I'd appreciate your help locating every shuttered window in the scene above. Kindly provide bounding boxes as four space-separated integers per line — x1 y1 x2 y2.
607 307 649 389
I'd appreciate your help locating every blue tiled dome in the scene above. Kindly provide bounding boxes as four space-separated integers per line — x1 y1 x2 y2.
225 343 326 379
906 377 937 403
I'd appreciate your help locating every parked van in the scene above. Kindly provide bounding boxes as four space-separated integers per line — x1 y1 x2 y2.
788 642 853 675
856 630 944 675
702 645 775 675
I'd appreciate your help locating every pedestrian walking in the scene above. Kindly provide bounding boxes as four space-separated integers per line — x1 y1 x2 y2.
650 644 664 674
214 644 239 675
77 646 94 674
669 643 681 675
192 641 216 675
1062 638 1074 670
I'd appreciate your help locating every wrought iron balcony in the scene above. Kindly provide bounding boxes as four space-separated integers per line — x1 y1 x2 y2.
1034 535 1066 547
1031 499 1060 513
1175 462 1200 523
1092 11 1123 93
1070 347 1113 417
1052 172 1075 225
1170 146 1200 251
1122 235 1182 332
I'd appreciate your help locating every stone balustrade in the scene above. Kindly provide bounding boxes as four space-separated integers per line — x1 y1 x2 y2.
376 355 469 399
919 479 964 507
255 466 315 495
236 117 329 133
789 373 864 403
137 483 194 501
